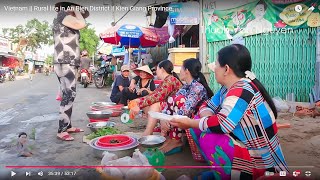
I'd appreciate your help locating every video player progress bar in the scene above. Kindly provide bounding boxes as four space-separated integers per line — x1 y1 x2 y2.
5 166 316 169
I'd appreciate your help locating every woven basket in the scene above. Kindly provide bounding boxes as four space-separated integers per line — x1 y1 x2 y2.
185 129 205 162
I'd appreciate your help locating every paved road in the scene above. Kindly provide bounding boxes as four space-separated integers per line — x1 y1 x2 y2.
0 73 110 179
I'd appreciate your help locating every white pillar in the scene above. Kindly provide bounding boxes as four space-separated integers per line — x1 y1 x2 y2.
199 0 208 73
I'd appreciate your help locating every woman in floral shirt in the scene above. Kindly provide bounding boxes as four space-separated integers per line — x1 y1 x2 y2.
159 58 213 155
129 60 182 134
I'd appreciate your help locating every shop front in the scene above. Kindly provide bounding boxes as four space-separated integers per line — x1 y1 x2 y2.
0 36 20 69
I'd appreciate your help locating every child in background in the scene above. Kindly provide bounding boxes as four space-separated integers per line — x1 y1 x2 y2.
16 132 33 157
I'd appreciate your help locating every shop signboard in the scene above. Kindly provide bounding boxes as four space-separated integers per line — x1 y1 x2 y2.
204 0 320 42
112 46 126 56
169 1 200 25
0 37 9 53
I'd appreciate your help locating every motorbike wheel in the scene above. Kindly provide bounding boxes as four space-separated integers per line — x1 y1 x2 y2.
82 76 88 88
94 73 104 89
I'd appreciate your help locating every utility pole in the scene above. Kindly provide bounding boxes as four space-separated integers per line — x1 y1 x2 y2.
111 0 116 26
103 0 116 26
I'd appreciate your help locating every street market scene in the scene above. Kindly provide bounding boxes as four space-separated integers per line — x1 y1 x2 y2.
0 0 320 179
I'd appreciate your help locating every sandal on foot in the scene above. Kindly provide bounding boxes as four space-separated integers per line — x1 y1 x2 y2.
67 128 84 133
164 146 182 156
57 133 74 141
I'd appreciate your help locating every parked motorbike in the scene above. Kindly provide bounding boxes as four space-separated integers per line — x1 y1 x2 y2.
93 62 113 89
8 68 15 81
80 68 90 88
0 69 6 83
17 68 24 76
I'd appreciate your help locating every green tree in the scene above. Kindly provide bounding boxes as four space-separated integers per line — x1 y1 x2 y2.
45 55 53 66
79 24 100 57
2 19 53 64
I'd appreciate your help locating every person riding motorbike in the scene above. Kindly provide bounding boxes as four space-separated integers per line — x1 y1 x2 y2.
79 50 92 82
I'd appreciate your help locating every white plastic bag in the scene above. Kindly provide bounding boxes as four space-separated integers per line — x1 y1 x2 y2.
101 152 123 179
125 149 154 180
114 156 136 176
101 151 118 165
176 175 192 180
272 97 290 112
100 150 155 180
132 149 149 165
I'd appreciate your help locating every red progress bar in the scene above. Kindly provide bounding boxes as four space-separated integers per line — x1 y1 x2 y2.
6 166 214 169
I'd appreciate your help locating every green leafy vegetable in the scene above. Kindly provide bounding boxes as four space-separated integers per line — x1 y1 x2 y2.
87 127 122 140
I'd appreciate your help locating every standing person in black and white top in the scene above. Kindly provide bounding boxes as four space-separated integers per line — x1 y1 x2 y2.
53 2 89 141
120 65 155 106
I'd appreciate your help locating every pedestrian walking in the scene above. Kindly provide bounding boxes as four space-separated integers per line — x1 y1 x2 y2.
27 60 34 81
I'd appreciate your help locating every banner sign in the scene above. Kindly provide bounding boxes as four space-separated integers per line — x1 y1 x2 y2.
204 0 320 42
169 1 200 25
0 37 9 53
111 46 125 56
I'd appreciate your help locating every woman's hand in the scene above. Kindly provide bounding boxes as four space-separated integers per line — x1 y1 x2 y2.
170 117 194 129
138 88 150 95
129 84 135 92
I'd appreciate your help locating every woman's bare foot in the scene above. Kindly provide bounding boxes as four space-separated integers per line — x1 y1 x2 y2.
160 139 183 153
57 132 74 141
142 130 153 137
159 138 173 150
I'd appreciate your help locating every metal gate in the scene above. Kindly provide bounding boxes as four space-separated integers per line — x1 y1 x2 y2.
207 28 317 102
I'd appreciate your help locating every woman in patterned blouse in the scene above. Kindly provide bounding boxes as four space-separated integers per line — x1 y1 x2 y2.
129 60 182 134
170 44 288 179
160 58 214 155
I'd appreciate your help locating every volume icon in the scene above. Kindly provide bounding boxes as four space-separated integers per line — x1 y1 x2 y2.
38 171 43 176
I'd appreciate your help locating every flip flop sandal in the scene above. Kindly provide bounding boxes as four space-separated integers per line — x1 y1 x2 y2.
294 108 313 116
67 128 84 133
277 123 291 129
164 146 183 156
57 134 74 141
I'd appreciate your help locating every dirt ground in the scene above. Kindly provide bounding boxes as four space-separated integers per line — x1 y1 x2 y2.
275 113 320 179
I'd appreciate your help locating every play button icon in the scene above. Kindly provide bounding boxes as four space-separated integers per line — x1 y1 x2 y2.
11 171 16 177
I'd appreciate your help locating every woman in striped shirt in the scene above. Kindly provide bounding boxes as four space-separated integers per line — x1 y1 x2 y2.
170 44 288 179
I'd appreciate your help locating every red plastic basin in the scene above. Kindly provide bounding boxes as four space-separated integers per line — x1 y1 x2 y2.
97 135 132 147
89 118 109 123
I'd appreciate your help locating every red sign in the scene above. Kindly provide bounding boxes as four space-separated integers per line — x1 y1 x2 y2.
2 57 19 68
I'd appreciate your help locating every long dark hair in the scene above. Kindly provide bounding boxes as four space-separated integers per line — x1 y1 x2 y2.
183 58 214 98
217 44 278 118
158 60 181 82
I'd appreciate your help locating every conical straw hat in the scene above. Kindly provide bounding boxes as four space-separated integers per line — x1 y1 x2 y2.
133 65 154 79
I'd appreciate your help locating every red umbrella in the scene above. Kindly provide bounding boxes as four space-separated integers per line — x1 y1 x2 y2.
100 24 159 48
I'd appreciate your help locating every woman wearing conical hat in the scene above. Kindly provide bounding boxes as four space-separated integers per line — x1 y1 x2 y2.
120 65 156 106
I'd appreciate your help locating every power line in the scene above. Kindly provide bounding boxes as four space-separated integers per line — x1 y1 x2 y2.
114 0 141 25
